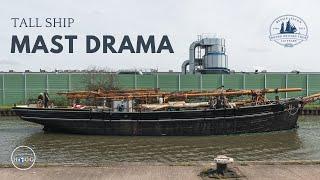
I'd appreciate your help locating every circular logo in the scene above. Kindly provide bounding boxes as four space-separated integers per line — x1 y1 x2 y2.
11 146 36 170
269 15 308 47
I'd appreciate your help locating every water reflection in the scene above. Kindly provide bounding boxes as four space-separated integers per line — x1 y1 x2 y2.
20 130 302 165
2 116 320 165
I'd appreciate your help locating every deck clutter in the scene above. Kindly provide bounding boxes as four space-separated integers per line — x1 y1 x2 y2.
57 87 303 112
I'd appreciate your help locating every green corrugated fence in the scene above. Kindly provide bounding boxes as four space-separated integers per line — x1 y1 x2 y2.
0 73 318 105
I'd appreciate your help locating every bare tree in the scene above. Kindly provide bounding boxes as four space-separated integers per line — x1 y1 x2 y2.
82 66 119 91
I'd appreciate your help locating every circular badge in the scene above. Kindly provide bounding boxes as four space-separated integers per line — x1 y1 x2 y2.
11 146 36 170
269 15 308 47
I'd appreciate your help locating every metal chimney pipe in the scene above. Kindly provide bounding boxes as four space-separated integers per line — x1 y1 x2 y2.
188 41 201 74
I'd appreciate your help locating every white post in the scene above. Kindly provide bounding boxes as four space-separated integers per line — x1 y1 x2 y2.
306 74 309 96
221 74 224 87
156 74 159 89
2 74 4 105
178 74 181 91
46 73 49 90
134 74 137 89
68 73 71 91
264 73 267 89
200 75 203 91
243 74 246 89
285 74 288 98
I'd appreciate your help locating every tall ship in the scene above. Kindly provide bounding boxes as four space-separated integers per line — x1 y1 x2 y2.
12 87 320 136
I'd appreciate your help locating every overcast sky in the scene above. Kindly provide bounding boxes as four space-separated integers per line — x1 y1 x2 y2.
0 0 319 72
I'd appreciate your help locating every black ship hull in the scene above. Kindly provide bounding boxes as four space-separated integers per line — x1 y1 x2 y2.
12 99 300 136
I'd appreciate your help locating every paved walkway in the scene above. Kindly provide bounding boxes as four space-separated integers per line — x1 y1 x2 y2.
1 164 320 180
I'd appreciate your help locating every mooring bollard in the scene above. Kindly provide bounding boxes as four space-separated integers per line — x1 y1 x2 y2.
200 155 241 178
213 155 234 174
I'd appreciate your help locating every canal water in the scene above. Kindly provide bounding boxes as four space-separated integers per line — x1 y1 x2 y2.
1 116 320 165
